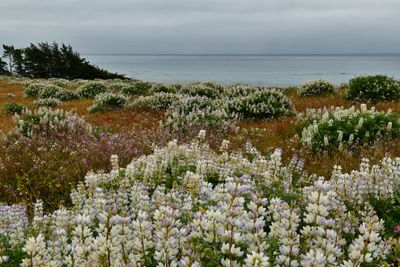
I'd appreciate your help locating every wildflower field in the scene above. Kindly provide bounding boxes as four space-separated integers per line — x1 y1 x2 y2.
0 76 399 266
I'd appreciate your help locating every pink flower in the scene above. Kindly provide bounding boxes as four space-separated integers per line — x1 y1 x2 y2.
394 225 400 233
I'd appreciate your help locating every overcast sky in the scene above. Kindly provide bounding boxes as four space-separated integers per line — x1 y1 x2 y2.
1 0 400 54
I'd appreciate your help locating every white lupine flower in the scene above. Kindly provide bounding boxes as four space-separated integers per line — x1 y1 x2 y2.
21 234 47 267
245 251 270 267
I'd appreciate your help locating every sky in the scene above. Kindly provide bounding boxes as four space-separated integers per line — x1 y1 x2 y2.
1 0 400 54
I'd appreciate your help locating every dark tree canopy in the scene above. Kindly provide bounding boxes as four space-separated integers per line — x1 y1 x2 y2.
0 57 9 75
1 42 126 80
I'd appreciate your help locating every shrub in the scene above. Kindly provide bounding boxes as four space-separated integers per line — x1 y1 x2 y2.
88 92 129 113
121 82 152 96
151 84 180 94
346 75 400 103
222 84 260 98
3 102 26 115
130 92 181 111
24 83 46 98
301 104 400 152
180 83 224 99
12 108 92 138
37 84 64 99
164 96 233 131
298 80 335 97
54 90 79 101
50 78 71 88
76 81 107 98
108 82 130 92
34 98 62 108
225 89 296 119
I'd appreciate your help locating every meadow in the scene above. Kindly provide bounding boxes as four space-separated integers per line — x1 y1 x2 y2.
0 76 399 266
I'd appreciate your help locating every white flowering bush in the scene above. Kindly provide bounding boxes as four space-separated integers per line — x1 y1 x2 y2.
130 92 182 111
121 82 153 96
12 108 92 138
37 84 64 99
151 83 181 94
164 96 234 131
24 83 46 98
34 98 62 108
301 104 400 152
88 92 129 113
76 81 107 98
347 75 400 103
225 89 295 119
50 78 71 88
298 80 335 97
0 135 399 265
181 83 224 99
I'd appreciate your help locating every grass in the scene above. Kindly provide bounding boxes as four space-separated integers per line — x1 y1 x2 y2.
1 78 400 199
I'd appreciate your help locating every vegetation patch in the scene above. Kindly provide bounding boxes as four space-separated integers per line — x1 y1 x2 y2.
301 104 400 152
3 102 26 115
77 81 107 98
88 92 129 113
298 79 335 97
347 75 400 103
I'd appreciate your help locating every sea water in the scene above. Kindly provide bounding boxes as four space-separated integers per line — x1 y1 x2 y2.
84 54 400 86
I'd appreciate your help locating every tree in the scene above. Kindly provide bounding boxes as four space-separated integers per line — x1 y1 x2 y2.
0 57 9 75
1 42 126 80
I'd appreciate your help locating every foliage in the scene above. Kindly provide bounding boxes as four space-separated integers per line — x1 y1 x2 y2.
0 57 9 75
34 98 62 108
88 93 129 113
76 81 107 98
3 102 26 115
164 96 233 131
49 78 71 88
298 80 335 97
37 84 63 99
121 82 152 96
54 89 79 101
225 89 295 119
347 75 400 103
24 83 46 98
301 104 400 152
131 92 181 111
181 83 224 99
1 42 126 79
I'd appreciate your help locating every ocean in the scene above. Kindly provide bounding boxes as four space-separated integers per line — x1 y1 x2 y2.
83 54 400 87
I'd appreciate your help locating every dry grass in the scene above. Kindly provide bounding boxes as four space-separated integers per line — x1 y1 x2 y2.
1 79 400 178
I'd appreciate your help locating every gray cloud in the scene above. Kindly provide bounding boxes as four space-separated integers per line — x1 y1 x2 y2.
1 0 399 53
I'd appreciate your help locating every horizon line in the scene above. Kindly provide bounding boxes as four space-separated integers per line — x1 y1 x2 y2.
81 52 400 56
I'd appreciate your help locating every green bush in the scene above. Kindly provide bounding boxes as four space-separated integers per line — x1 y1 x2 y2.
346 75 400 103
151 84 181 94
34 98 62 108
301 105 400 152
131 92 181 111
37 85 63 99
24 83 46 98
3 102 26 115
181 83 224 99
298 80 335 97
121 82 152 96
55 90 79 101
225 89 295 119
50 78 71 88
76 82 107 98
88 93 129 113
